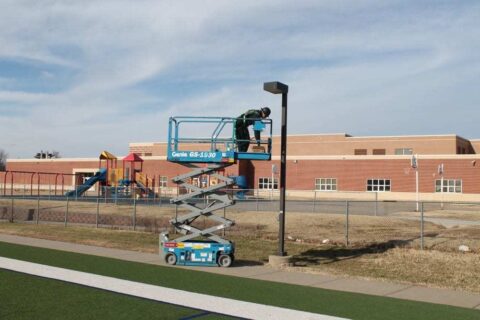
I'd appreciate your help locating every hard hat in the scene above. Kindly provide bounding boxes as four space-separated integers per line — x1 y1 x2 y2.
261 107 271 117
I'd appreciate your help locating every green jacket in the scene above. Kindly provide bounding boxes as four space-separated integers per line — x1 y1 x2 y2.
237 109 262 127
236 109 263 141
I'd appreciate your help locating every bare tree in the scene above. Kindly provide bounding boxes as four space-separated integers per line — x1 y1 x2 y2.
0 149 7 171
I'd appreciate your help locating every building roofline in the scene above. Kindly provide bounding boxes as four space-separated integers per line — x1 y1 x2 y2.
128 133 476 146
7 157 100 163
348 134 459 139
7 154 479 164
276 154 480 161
271 133 350 138
129 142 156 147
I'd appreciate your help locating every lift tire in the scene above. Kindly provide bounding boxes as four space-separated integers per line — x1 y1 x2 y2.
218 254 232 268
165 253 177 265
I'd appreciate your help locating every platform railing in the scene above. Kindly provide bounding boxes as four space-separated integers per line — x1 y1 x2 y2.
167 116 272 161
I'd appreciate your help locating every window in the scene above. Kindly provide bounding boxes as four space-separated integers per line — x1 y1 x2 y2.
367 179 391 192
159 176 168 187
435 179 462 193
258 177 278 190
315 178 337 191
395 148 413 155
82 172 94 184
354 149 367 155
373 149 386 155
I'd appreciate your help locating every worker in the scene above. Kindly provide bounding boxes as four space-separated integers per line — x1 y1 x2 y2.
235 107 271 152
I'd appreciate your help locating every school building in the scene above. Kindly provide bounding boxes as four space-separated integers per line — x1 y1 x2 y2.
4 133 480 201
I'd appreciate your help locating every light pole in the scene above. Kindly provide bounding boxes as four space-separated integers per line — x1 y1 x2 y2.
264 81 288 256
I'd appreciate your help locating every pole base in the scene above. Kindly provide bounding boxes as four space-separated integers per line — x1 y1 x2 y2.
268 255 293 268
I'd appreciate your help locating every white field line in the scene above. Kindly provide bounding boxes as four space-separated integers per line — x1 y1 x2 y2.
0 257 348 320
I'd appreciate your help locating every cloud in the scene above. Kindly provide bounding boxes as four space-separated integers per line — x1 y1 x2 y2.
0 0 480 158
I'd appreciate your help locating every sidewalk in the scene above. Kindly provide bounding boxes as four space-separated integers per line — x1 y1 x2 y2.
1 233 479 310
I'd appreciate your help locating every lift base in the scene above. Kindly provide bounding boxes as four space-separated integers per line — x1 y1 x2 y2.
161 235 235 267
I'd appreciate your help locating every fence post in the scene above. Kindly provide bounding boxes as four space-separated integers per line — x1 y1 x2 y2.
345 200 349 247
10 198 14 223
36 197 40 225
256 189 259 212
159 188 162 207
115 186 118 206
96 198 100 228
420 202 424 250
312 191 317 212
65 197 69 227
133 196 137 231
374 192 378 216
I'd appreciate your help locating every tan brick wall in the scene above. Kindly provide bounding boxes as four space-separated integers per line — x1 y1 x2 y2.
130 134 474 156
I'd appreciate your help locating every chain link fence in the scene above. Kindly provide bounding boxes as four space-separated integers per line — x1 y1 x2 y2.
1 188 479 253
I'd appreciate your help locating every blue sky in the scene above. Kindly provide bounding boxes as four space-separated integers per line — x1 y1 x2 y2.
1 0 480 158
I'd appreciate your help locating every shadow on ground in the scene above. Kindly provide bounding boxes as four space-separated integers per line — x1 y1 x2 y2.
292 238 419 266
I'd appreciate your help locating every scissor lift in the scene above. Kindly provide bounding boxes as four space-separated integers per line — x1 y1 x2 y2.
161 116 272 267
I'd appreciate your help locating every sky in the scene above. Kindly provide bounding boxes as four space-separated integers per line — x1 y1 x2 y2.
1 0 480 158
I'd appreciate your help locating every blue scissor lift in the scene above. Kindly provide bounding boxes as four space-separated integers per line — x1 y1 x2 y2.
161 116 272 267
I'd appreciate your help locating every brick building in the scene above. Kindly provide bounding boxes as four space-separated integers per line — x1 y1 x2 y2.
4 134 480 201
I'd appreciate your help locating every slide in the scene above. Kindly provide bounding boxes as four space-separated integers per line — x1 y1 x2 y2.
135 180 155 197
65 169 107 197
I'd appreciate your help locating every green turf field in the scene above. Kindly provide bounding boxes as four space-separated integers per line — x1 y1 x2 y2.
0 269 235 320
0 241 479 320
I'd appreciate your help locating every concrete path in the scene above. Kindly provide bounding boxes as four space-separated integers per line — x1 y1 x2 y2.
1 234 480 310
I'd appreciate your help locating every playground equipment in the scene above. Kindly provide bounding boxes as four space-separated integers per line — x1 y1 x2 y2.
65 151 155 198
160 116 272 267
65 169 107 197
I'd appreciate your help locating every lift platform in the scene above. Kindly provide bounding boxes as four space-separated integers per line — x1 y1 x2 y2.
160 116 272 267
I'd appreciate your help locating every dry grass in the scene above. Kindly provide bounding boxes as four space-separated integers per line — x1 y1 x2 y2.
394 208 480 221
0 222 159 253
227 211 445 247
291 248 480 293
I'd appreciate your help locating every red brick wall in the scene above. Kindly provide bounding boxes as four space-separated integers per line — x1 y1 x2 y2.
5 157 480 193
250 158 480 193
